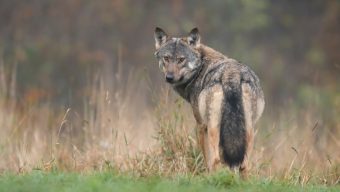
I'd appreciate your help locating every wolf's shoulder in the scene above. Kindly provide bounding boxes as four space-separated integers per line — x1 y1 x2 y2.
198 45 262 89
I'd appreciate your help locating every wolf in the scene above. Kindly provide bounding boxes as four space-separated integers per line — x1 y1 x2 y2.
153 27 265 178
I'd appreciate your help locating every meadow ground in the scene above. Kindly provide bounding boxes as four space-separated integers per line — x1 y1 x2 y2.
0 63 339 191
0 170 339 192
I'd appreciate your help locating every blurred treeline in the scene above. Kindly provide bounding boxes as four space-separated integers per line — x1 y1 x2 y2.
0 1 339 116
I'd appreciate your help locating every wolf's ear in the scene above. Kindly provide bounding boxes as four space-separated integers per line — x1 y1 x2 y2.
154 27 168 49
187 28 200 48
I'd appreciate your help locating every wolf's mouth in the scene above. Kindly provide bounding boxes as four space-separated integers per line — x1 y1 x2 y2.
167 76 185 85
165 74 184 84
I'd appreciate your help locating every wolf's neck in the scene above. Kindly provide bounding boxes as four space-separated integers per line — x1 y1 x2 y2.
172 45 226 103
199 45 226 64
172 68 202 103
172 56 207 103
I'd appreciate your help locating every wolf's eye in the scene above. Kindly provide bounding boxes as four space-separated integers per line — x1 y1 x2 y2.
178 57 185 63
163 56 170 62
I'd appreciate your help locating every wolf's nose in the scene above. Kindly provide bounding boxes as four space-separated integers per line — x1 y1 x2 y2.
165 73 174 83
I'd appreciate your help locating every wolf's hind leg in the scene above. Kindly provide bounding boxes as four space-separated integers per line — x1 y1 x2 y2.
239 83 255 179
197 85 224 172
239 129 254 179
206 125 221 171
205 86 224 172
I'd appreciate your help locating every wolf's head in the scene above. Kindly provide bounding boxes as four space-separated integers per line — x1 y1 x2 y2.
154 27 202 85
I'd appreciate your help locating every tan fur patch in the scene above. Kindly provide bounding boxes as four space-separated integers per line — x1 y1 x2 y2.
240 83 256 178
200 85 224 171
206 126 221 171
241 83 253 132
198 90 208 124
207 86 223 129
256 97 265 123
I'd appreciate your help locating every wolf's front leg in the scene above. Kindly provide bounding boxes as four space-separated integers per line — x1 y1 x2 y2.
197 123 208 165
206 125 221 171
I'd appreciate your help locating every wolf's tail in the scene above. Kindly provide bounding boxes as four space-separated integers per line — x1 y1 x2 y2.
220 83 247 167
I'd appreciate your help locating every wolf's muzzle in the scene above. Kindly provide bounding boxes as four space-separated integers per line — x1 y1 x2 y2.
165 73 175 83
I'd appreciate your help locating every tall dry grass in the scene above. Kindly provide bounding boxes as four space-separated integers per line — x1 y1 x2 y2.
0 61 339 185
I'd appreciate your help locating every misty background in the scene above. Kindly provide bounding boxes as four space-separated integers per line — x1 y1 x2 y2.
0 1 339 158
0 0 340 174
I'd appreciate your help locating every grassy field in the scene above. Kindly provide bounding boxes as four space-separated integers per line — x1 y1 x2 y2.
0 63 339 191
0 1 339 191
0 170 339 192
